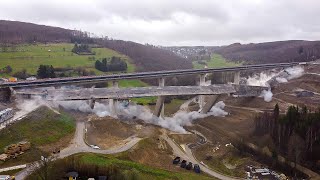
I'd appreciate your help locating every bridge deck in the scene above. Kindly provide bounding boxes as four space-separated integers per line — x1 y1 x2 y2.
15 85 268 100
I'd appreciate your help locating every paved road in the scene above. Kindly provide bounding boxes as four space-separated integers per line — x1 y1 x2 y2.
0 164 27 173
15 120 142 180
161 133 241 180
60 121 141 158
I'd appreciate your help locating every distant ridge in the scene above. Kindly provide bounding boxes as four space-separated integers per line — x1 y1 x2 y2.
0 20 73 43
215 40 320 64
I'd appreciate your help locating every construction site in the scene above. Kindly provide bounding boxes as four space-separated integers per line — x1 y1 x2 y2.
0 61 319 180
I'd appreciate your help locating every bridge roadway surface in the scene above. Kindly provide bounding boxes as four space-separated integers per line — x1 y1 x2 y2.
15 84 268 100
0 62 303 88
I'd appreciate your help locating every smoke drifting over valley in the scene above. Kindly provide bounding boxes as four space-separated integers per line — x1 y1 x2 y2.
246 66 305 102
57 100 228 133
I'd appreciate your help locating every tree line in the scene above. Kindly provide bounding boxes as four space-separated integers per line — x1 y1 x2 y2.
254 104 320 170
95 56 127 72
71 43 94 55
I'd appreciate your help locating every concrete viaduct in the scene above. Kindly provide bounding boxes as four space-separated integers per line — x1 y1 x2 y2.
0 62 305 117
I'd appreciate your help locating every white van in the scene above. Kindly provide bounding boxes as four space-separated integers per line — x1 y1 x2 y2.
0 175 13 180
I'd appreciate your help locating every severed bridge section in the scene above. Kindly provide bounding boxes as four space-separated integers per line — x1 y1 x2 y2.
15 84 268 100
15 84 268 117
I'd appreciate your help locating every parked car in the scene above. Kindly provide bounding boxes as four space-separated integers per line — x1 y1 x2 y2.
90 145 100 149
173 156 181 164
180 160 187 168
194 164 201 173
186 162 193 170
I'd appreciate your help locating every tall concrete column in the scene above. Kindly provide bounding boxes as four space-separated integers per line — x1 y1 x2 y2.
200 95 219 114
89 98 96 109
154 77 165 117
198 74 206 109
0 87 13 102
234 71 240 85
109 81 119 116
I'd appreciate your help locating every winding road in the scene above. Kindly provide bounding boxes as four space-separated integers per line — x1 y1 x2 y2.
15 120 142 180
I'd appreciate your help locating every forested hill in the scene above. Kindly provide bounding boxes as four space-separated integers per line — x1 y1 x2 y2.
0 20 192 71
215 40 320 64
0 20 73 43
101 40 192 71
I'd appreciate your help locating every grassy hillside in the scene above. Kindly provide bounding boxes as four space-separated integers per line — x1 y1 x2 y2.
0 43 135 75
0 106 75 168
0 43 150 87
27 153 214 180
193 53 242 69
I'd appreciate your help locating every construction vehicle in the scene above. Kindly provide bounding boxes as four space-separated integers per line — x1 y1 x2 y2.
8 77 17 82
173 156 181 164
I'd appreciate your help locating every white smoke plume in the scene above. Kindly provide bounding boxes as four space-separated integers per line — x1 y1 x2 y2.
260 90 273 102
246 66 305 102
55 100 228 133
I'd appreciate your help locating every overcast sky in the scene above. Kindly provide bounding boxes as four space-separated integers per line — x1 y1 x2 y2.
0 0 319 46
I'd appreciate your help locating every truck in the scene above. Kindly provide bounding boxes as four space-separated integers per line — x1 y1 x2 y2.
8 77 17 82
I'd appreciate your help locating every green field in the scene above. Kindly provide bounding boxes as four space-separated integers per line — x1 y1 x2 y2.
192 54 242 69
0 43 135 75
0 107 75 168
27 153 214 180
0 43 152 88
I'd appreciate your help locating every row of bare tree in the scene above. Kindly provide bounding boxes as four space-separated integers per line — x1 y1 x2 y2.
254 104 320 171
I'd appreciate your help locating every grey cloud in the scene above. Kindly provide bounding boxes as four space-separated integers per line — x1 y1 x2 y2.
0 0 319 45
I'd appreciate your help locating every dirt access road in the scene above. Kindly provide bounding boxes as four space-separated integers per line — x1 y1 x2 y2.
15 119 142 180
161 132 242 180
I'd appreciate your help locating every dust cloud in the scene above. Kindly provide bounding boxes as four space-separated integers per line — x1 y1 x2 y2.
55 100 228 133
246 66 305 102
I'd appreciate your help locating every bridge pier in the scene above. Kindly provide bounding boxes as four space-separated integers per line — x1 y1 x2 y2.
234 71 240 84
154 77 165 118
0 87 13 102
89 98 96 109
109 81 119 116
198 74 206 108
200 95 219 114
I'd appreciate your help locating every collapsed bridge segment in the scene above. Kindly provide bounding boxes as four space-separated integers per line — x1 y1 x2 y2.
15 84 268 117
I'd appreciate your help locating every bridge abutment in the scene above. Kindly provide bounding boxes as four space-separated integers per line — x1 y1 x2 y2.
154 77 165 118
0 87 13 102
